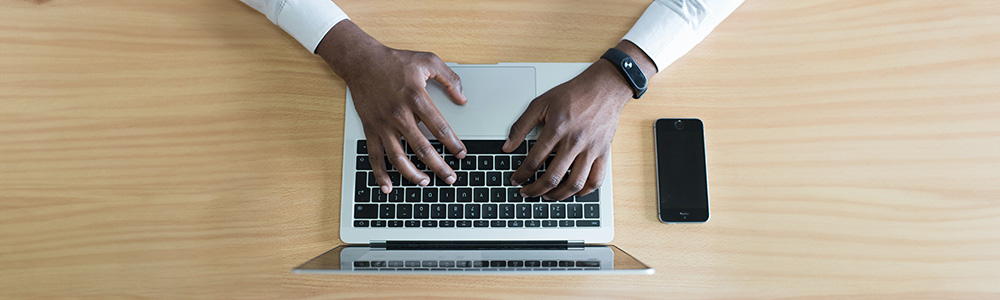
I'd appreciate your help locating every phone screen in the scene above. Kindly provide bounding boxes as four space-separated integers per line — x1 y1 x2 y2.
655 118 709 222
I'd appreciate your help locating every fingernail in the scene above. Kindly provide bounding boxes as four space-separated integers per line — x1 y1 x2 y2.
419 178 430 186
502 140 511 150
457 150 467 159
445 175 456 185
381 185 391 194
520 192 527 198
542 195 551 201
511 179 521 186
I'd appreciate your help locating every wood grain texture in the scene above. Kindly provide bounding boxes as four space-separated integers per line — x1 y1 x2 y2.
2 0 999 299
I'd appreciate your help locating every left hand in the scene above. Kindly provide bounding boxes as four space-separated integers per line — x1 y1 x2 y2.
502 59 634 201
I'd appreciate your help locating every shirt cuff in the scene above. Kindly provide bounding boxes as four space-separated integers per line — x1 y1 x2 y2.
622 0 743 72
243 0 350 53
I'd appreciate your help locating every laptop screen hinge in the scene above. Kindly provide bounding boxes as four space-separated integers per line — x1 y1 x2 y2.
370 240 583 250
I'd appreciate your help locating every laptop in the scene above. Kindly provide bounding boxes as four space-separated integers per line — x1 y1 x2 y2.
294 63 653 274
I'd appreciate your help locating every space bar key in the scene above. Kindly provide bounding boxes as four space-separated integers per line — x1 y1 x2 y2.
462 140 516 154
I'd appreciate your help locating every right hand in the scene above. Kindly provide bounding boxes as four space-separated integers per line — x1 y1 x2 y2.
316 21 468 194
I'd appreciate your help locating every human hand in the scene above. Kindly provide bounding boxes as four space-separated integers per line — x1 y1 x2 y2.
316 21 467 193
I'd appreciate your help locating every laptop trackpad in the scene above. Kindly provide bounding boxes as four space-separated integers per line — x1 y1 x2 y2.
422 66 536 139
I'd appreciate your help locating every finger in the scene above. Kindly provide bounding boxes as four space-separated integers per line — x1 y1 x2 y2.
510 127 557 185
427 54 467 105
545 153 595 201
577 153 608 197
503 99 544 153
399 117 456 185
521 143 578 199
412 89 467 159
382 131 428 186
365 135 392 194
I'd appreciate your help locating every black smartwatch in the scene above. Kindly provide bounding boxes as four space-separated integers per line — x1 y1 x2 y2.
601 48 647 99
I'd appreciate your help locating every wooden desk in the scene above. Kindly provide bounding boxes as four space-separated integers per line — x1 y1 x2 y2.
2 0 999 298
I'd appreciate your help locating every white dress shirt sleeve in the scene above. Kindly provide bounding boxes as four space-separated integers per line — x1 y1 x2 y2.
622 0 744 72
242 0 349 53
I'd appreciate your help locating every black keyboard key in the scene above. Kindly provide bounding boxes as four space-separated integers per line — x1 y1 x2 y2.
397 204 412 219
499 204 514 219
422 220 437 227
388 189 404 202
457 188 473 202
508 260 523 267
550 204 566 218
448 204 463 219
478 156 493 170
354 204 378 219
576 189 599 202
368 172 377 186
355 186 370 203
568 204 583 219
483 204 498 219
507 220 523 227
357 156 372 170
440 220 455 227
473 188 489 202
405 188 421 202
494 156 510 170
559 261 574 267
422 188 438 202
576 261 600 267
542 220 558 227
384 157 395 171
490 260 506 267
379 204 395 219
410 156 427 171
404 261 420 267
524 260 541 267
473 220 488 227
473 261 487 268
511 155 526 169
354 261 370 267
371 188 386 202
533 204 549 218
414 204 429 219
490 220 506 227
431 204 446 219
371 220 386 227
508 188 523 202
405 220 420 227
457 220 472 227
401 174 417 186
387 172 401 186
455 261 471 267
541 260 558 267
439 188 455 202
430 141 444 154
490 188 506 202
388 220 404 227
465 204 481 219
353 220 369 227
460 156 476 170
516 204 531 219
584 204 599 218
524 195 541 202
444 156 460 170
503 172 514 187
487 172 503 186
463 140 507 154
357 140 367 154
439 261 455 268
469 172 486 186
525 220 540 227
453 172 468 186
576 220 600 227
559 220 574 227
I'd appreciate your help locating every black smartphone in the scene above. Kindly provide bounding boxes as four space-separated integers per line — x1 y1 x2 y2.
654 118 710 223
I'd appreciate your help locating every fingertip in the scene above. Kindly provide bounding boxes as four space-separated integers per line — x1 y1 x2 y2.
456 149 467 159
381 185 391 194
419 178 430 186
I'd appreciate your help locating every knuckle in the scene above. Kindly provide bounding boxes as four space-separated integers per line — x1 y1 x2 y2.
415 145 437 158
390 106 409 120
570 180 586 192
569 131 585 144
389 154 409 165
433 122 453 137
542 175 561 189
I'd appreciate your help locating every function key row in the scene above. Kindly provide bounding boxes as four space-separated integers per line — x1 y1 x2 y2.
358 139 528 155
353 260 599 268
352 219 600 228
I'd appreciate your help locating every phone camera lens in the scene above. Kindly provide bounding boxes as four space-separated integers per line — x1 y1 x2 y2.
674 120 684 130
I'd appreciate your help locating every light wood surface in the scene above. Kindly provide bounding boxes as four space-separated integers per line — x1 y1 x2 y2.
2 0 999 298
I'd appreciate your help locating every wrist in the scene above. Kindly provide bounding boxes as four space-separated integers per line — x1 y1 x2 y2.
591 59 634 107
315 20 388 84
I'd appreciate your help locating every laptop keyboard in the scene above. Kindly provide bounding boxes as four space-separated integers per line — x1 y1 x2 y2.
353 139 601 228
352 259 601 271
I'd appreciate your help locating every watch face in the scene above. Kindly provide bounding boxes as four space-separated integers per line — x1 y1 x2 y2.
621 57 647 91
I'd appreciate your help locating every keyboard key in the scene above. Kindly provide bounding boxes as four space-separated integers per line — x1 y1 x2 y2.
388 189 404 202
368 172 377 186
371 261 387 267
491 188 506 202
524 260 541 267
542 220 558 227
576 189 599 202
397 204 412 219
576 261 600 267
453 172 468 186
473 188 489 202
490 220 506 227
405 188 421 202
525 220 541 227
507 188 523 202
584 204 599 218
384 157 395 171
404 261 421 267
444 156 460 170
357 140 367 154
499 204 514 219
511 155 526 169
559 261 574 267
478 156 493 170
439 188 455 202
411 156 427 171
422 220 437 227
431 204 446 219
354 204 378 219
371 188 386 202
550 204 566 218
473 220 488 227
448 204 463 219
354 261 370 267
473 260 487 267
515 204 531 219
387 172 401 186
541 260 558 267
464 140 507 154
503 172 514 187
465 205 481 219
576 220 600 227
508 260 523 267
457 188 473 202
357 156 371 170
371 220 386 227
414 204 429 219
353 220 369 227
355 185 370 203
559 220 575 227
568 204 583 219
487 172 503 186
469 172 486 186
456 261 471 267
388 220 404 227
440 261 455 268
494 156 510 170
429 141 444 154
405 220 420 227
422 188 438 202
460 156 476 170
440 220 455 227
379 204 395 219
456 220 472 227
507 220 523 227
483 204 498 219
533 204 549 218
